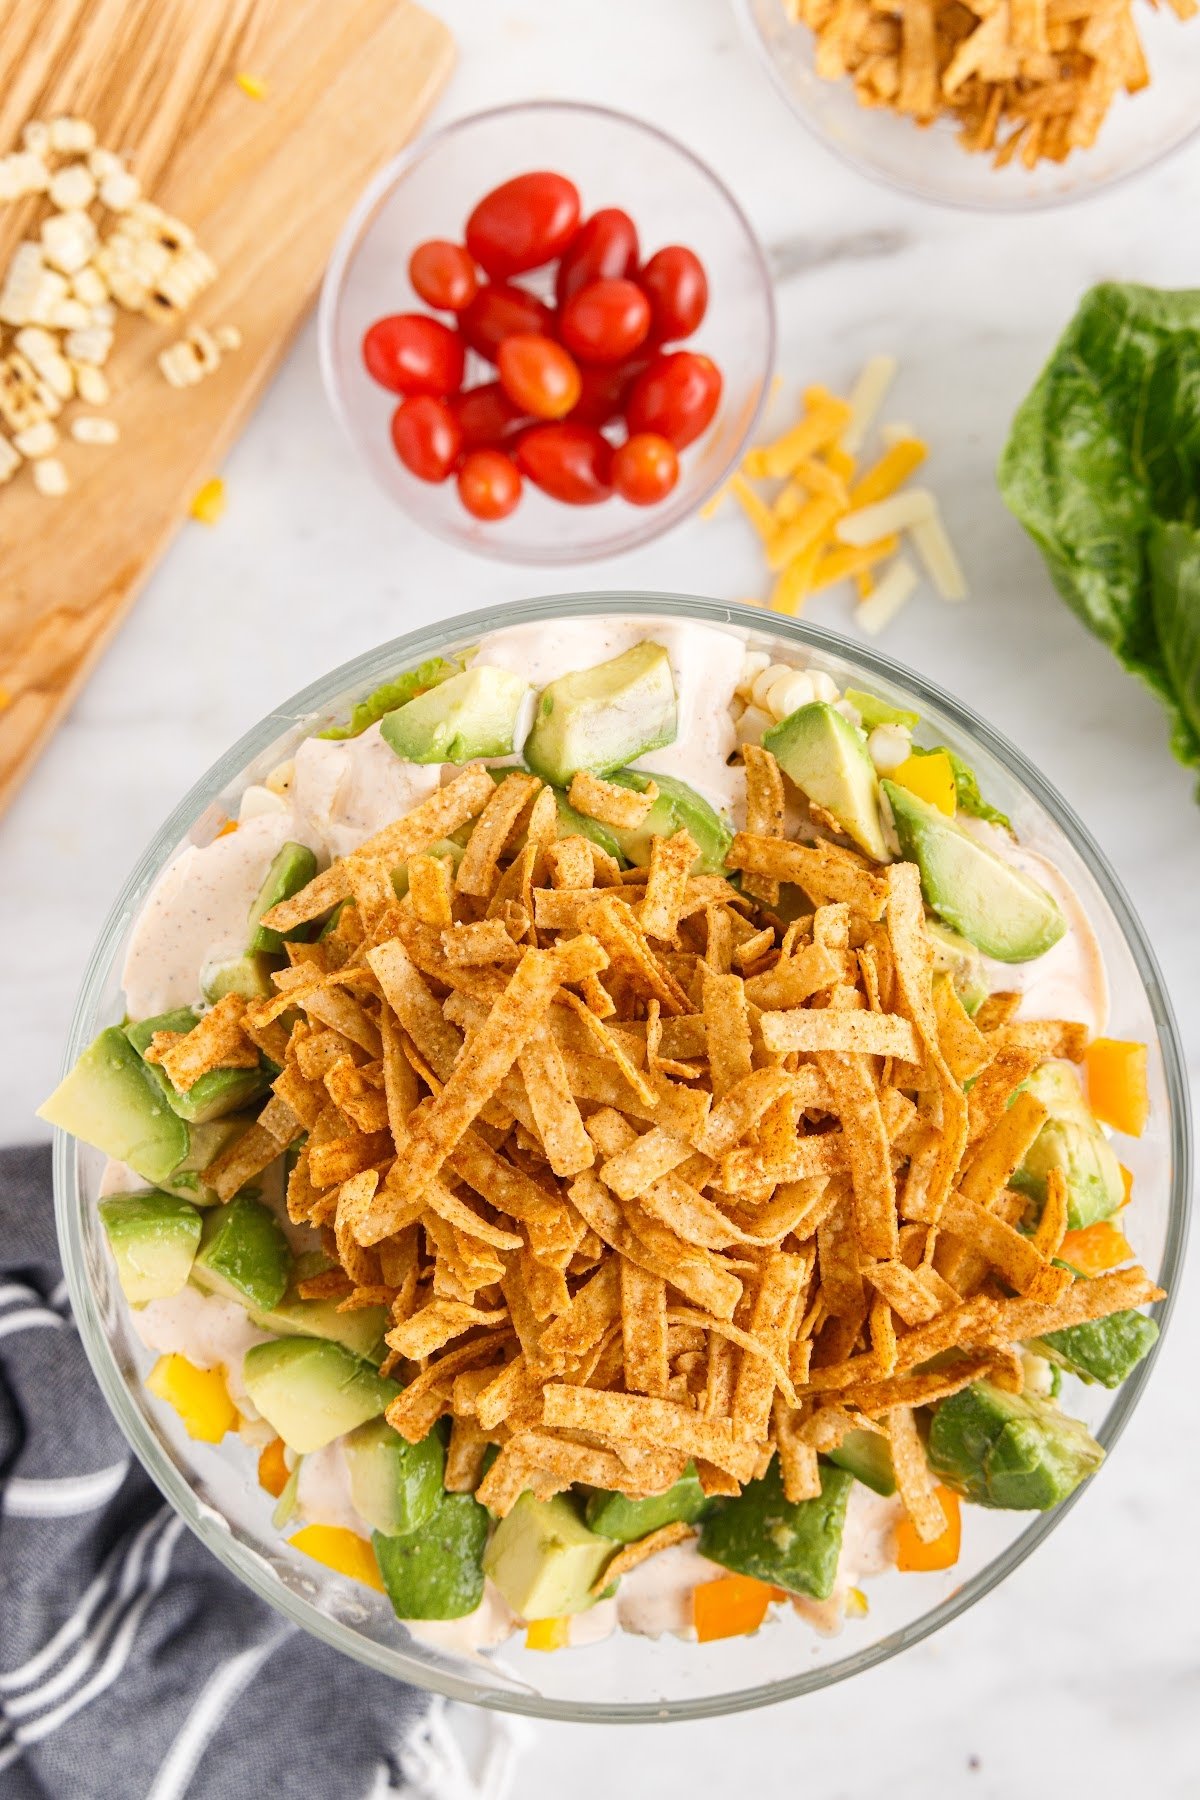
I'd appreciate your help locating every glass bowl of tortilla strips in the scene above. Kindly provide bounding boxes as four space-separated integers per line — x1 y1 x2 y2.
49 593 1187 1720
737 0 1200 208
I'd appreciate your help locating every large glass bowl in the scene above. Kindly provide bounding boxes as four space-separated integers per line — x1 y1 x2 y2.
319 104 775 563
737 0 1200 210
54 594 1189 1723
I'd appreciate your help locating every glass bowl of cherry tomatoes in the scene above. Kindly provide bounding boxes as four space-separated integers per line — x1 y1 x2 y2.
319 101 775 563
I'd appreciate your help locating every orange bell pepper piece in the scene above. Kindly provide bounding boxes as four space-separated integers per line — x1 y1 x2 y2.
1085 1038 1149 1137
1119 1164 1134 1207
525 1616 571 1652
1058 1220 1134 1277
896 1485 961 1572
257 1435 290 1498
693 1575 779 1642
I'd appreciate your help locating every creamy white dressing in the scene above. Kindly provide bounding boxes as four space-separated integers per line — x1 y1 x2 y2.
289 723 442 862
132 1284 270 1418
408 1580 518 1658
296 1442 366 1535
472 616 746 819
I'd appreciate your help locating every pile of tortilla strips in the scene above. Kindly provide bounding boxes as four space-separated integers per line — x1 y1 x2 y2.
161 759 1162 1547
785 0 1196 171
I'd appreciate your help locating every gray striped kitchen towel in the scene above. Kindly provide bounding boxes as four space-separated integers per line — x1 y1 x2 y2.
0 1145 517 1800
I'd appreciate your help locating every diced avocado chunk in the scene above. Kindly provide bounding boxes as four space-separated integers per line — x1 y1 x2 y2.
699 1458 853 1601
247 1295 389 1363
241 1338 398 1453
191 1195 291 1313
344 1417 444 1538
844 688 919 732
201 954 275 1003
98 1191 202 1304
156 1117 254 1207
606 771 733 876
38 1026 190 1186
125 1013 268 1125
373 1492 489 1620
1031 1310 1159 1389
882 781 1067 963
1010 1061 1124 1231
927 1379 1104 1509
380 666 528 765
927 922 989 1016
827 1428 896 1497
585 1465 710 1541
247 842 318 955
483 1491 615 1620
523 641 678 785
764 702 888 862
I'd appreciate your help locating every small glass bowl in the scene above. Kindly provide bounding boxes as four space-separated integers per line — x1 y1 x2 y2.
319 103 775 563
54 594 1189 1723
736 0 1200 210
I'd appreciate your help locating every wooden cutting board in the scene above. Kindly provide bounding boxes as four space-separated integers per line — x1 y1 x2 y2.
0 0 453 819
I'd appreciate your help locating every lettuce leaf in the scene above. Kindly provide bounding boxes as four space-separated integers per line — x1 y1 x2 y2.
319 657 462 740
998 283 1200 788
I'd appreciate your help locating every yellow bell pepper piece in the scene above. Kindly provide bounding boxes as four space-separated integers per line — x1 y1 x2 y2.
896 1485 961 1572
891 751 956 816
844 1586 869 1618
1085 1038 1149 1137
190 477 226 525
146 1355 238 1443
289 1525 384 1592
693 1575 780 1642
1058 1220 1134 1277
525 1616 571 1652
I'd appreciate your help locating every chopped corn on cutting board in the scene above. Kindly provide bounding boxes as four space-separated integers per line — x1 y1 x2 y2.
0 0 454 820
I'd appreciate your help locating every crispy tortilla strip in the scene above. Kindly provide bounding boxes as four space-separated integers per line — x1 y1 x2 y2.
442 919 523 966
589 896 693 1014
640 830 698 941
262 764 496 931
886 862 967 1222
775 1400 823 1503
848 1355 995 1418
759 1009 919 1059
817 1051 898 1260
622 1259 669 1396
407 851 454 928
966 1044 1042 1145
816 1180 865 1316
301 982 382 1058
557 991 655 1105
727 833 888 919
636 1170 751 1251
702 967 754 1100
541 1386 758 1483
536 1262 621 1373
992 1018 1090 1062
517 1029 595 1177
359 941 605 1240
271 1062 326 1132
974 991 1022 1032
984 1266 1163 1343
589 1519 694 1595
424 1177 524 1251
570 1168 743 1319
740 744 786 905
444 1417 489 1494
324 1058 388 1135
204 1123 283 1202
545 835 596 891
705 903 734 973
386 1296 508 1361
743 944 842 1009
869 1290 898 1378
888 1404 948 1542
730 1251 811 1439
335 1169 380 1287
600 1126 694 1200
568 769 657 829
696 1066 796 1159
474 1353 544 1432
959 1087 1048 1208
146 994 259 1090
933 975 993 1082
864 1257 943 1326
1031 1166 1069 1261
921 1188 1047 1293
451 772 541 899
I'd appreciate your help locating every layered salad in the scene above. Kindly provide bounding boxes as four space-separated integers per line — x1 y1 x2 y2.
42 614 1164 1656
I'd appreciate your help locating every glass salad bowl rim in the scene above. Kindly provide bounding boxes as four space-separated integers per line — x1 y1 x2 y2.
53 592 1191 1722
317 99 777 565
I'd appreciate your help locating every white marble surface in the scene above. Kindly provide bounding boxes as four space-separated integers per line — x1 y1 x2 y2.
3 0 1198 1788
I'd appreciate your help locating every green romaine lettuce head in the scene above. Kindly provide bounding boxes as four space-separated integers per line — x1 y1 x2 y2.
999 283 1200 787
319 657 463 740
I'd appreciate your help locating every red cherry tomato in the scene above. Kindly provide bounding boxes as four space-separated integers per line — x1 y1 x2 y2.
555 207 639 306
612 432 680 506
458 283 555 362
569 358 646 428
559 278 651 366
465 172 581 280
497 335 581 421
408 239 478 313
457 449 523 521
626 351 722 449
448 381 528 450
362 313 464 396
389 395 462 482
638 245 708 342
515 423 613 505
